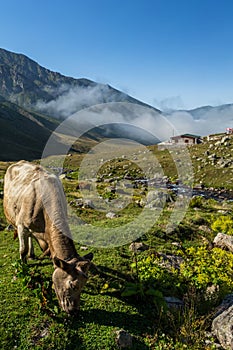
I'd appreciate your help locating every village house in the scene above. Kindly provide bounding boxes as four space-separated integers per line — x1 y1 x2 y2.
226 127 233 134
170 133 202 145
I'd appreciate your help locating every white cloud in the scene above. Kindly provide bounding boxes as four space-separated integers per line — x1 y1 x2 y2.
166 106 233 136
36 84 118 118
153 96 185 112
36 83 233 138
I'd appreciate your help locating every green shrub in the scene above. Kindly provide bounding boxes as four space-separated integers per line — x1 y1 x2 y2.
132 254 181 293
180 246 233 294
189 196 205 209
125 245 233 304
211 215 233 235
122 252 183 304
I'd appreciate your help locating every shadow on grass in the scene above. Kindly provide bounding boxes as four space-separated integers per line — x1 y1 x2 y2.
82 308 151 330
93 264 133 281
67 308 151 350
9 259 153 349
86 264 159 318
29 259 52 267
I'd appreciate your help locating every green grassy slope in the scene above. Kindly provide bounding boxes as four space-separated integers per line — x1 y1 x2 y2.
0 99 61 160
148 133 233 189
0 138 232 348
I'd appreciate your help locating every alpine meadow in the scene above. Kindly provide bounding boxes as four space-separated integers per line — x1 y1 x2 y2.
0 47 233 350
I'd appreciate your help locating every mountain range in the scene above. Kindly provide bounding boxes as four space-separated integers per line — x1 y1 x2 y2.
0 48 232 160
0 48 163 160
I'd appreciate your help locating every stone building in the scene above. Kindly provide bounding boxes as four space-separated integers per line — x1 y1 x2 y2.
170 133 202 145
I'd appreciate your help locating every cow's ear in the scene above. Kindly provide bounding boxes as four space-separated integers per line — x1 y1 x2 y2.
76 260 91 275
82 252 94 261
53 256 73 272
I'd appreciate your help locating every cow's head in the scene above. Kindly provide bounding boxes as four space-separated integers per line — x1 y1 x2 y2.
52 253 93 315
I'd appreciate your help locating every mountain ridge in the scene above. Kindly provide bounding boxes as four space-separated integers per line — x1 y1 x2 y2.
0 47 232 160
0 97 62 160
0 48 97 108
0 48 160 116
0 48 162 160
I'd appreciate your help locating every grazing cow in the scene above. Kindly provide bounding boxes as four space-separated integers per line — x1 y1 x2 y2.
3 160 93 315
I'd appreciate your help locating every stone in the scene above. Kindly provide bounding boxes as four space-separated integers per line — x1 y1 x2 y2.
106 212 117 219
158 253 184 270
146 190 167 207
212 294 233 349
115 329 133 348
221 136 230 143
205 332 222 349
171 242 182 248
83 199 94 208
145 198 164 209
205 285 220 301
208 153 217 159
164 296 183 308
213 233 233 252
198 225 212 233
214 294 233 318
129 242 149 252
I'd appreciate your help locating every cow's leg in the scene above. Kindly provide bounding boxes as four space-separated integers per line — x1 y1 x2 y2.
32 232 50 258
28 236 36 260
17 224 30 263
40 247 51 259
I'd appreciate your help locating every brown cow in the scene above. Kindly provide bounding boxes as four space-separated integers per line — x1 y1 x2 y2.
3 160 93 315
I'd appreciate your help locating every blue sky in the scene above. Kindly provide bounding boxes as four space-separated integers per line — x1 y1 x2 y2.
1 0 233 110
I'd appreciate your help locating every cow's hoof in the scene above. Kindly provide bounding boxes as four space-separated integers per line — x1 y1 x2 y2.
28 255 37 260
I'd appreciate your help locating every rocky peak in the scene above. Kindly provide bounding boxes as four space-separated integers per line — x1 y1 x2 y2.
0 48 97 108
